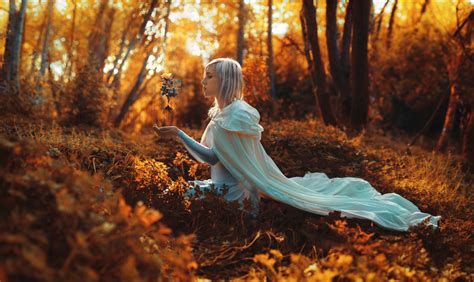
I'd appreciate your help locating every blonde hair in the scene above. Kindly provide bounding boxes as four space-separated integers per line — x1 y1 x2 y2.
205 58 244 120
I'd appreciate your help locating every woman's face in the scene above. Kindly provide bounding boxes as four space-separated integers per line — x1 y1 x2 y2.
201 64 219 98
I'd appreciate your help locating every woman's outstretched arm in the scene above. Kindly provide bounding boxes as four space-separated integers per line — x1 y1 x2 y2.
177 129 219 166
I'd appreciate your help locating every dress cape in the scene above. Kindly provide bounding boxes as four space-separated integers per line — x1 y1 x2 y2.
203 99 441 232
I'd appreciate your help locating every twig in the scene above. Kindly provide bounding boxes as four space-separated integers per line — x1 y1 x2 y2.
406 89 450 149
92 157 97 173
453 10 473 38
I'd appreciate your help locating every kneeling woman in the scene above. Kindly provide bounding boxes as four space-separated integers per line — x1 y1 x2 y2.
153 57 441 232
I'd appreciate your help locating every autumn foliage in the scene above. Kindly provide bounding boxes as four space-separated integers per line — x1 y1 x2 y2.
0 0 473 280
0 113 472 280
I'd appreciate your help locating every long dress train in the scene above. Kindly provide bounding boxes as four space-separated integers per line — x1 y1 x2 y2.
177 99 441 232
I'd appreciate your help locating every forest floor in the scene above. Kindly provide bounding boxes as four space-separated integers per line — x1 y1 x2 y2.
0 114 472 281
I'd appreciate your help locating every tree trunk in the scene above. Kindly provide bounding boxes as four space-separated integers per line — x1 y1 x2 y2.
406 89 450 148
136 0 172 99
113 0 172 127
462 111 474 168
1 0 17 86
326 0 342 95
436 81 458 152
38 0 55 83
110 0 158 89
86 0 109 74
63 0 77 81
102 7 116 65
301 0 338 126
368 0 375 35
267 0 276 99
71 0 111 127
416 0 430 25
436 53 462 152
2 0 27 92
386 0 398 49
87 0 115 76
375 0 389 40
299 11 322 119
106 16 134 85
114 53 151 127
236 0 245 66
371 0 388 60
11 0 28 92
327 0 351 125
339 0 353 123
350 0 371 132
29 10 47 78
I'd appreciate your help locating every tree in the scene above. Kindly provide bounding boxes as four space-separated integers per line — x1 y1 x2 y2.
70 0 113 126
370 0 387 63
301 0 338 126
436 52 462 152
37 0 55 89
374 0 389 40
267 0 276 98
114 0 172 127
114 52 153 127
1 0 28 92
2 0 17 86
236 0 246 66
105 15 134 86
386 0 398 49
415 0 431 25
299 11 321 119
87 0 114 75
463 111 474 168
459 11 474 168
62 0 77 81
109 0 159 90
341 0 354 119
437 10 474 160
350 0 371 132
29 7 47 79
327 0 352 125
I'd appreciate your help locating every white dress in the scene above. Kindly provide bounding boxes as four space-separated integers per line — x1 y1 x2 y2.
178 118 261 215
177 99 442 232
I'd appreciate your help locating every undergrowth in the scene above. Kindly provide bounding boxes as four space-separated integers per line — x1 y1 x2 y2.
0 115 472 281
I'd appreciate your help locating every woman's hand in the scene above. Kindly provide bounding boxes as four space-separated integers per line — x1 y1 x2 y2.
153 124 179 138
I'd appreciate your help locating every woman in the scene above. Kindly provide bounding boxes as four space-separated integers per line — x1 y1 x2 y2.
153 58 441 232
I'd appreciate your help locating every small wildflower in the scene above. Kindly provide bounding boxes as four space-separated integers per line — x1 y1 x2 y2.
160 72 181 112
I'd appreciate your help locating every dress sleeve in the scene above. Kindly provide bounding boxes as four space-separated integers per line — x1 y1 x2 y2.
177 130 219 166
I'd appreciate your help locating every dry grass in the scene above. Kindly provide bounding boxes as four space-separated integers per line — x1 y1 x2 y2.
0 114 472 281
